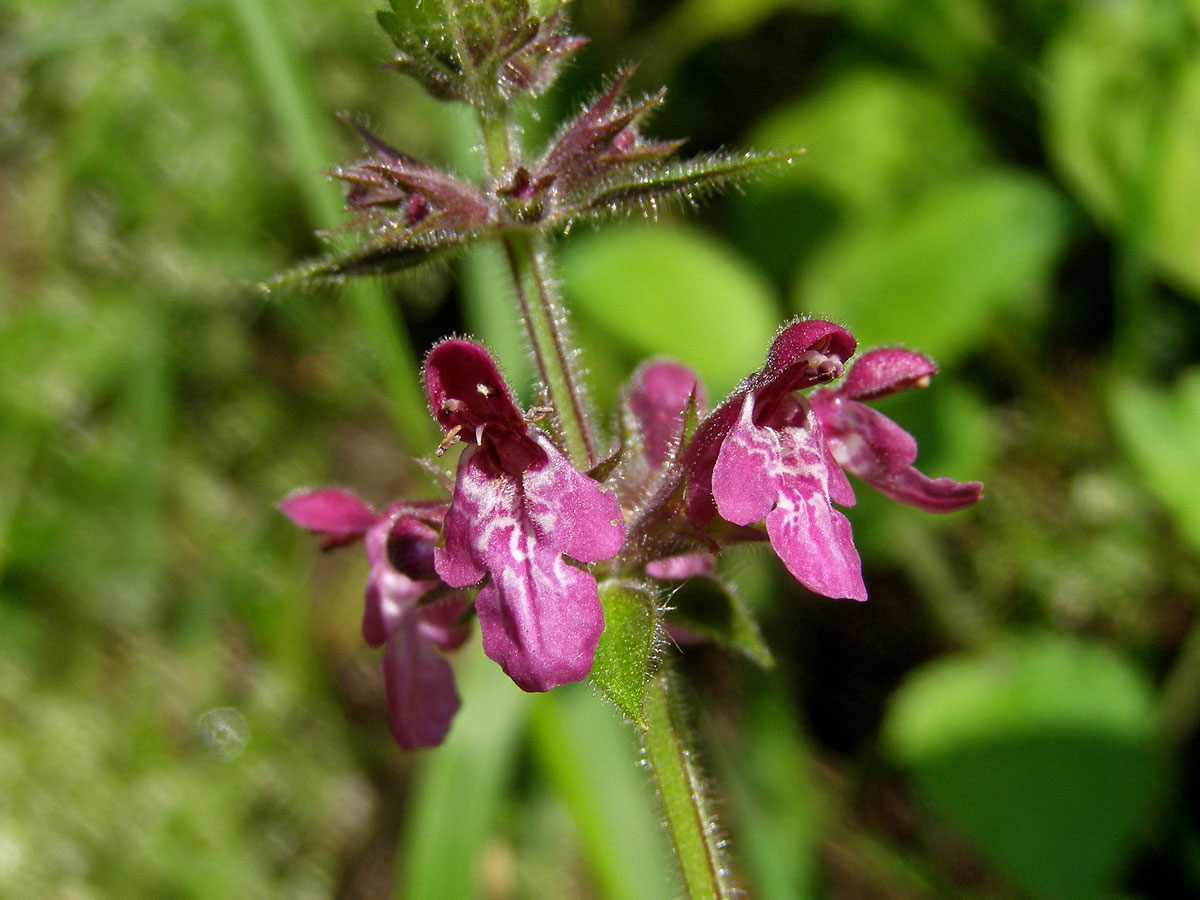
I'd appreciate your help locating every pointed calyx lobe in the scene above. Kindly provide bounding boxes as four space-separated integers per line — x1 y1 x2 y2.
425 340 625 692
685 321 980 602
279 489 466 750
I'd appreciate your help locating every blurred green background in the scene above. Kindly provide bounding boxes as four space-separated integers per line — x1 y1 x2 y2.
3 0 1200 897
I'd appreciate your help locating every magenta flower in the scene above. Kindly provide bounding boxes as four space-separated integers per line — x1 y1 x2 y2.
279 489 467 750
685 320 865 600
425 340 625 692
627 359 706 470
623 359 715 582
809 348 984 514
685 322 982 601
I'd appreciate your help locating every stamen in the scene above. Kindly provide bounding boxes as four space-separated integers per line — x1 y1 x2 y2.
435 424 463 456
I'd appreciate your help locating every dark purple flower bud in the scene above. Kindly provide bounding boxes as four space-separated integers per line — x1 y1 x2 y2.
533 67 684 207
279 490 464 750
809 349 984 513
424 339 625 692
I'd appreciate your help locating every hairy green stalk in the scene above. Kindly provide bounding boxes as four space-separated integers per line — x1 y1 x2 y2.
476 95 729 900
642 667 740 900
500 233 597 470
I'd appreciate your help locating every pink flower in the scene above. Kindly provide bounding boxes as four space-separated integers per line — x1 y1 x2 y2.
424 340 625 692
279 489 467 750
685 321 980 601
624 359 715 582
809 348 983 514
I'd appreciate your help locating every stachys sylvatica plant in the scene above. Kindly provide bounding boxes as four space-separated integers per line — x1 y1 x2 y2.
273 2 982 896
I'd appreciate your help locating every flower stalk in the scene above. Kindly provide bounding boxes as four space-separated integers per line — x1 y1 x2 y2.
641 666 738 900
500 231 597 469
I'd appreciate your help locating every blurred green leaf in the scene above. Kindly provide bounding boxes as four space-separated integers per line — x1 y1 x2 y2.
738 68 989 282
592 580 659 726
839 0 993 82
795 171 1073 363
1045 0 1200 298
397 643 531 900
1109 367 1200 554
885 633 1164 900
712 683 823 900
528 685 676 900
560 224 779 396
748 68 989 220
668 577 773 668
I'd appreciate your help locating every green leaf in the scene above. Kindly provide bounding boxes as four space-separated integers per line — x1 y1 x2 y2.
840 0 993 83
711 683 823 900
794 170 1073 363
884 633 1164 900
747 68 989 220
667 577 772 668
1045 0 1200 299
560 223 780 396
738 68 990 282
591 581 659 727
1109 367 1200 554
580 150 797 223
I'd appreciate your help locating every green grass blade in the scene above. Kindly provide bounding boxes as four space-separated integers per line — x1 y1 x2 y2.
224 0 434 448
528 686 676 900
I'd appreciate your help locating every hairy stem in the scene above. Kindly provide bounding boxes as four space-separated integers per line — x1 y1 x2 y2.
500 233 597 469
641 666 739 900
476 110 597 470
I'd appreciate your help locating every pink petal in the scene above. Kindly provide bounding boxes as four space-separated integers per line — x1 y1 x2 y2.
362 512 436 647
764 423 867 601
838 348 937 401
712 394 784 527
762 320 856 385
423 339 524 436
381 620 461 750
646 553 714 581
416 593 473 651
433 447 491 589
436 436 614 692
523 433 624 564
474 547 605 691
812 396 982 513
278 488 376 537
628 360 705 467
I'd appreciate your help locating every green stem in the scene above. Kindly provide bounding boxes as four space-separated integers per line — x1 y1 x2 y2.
475 110 597 470
500 232 597 469
641 666 739 900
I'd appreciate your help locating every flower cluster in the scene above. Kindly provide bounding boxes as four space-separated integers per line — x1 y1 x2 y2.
283 323 981 748
278 0 981 750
